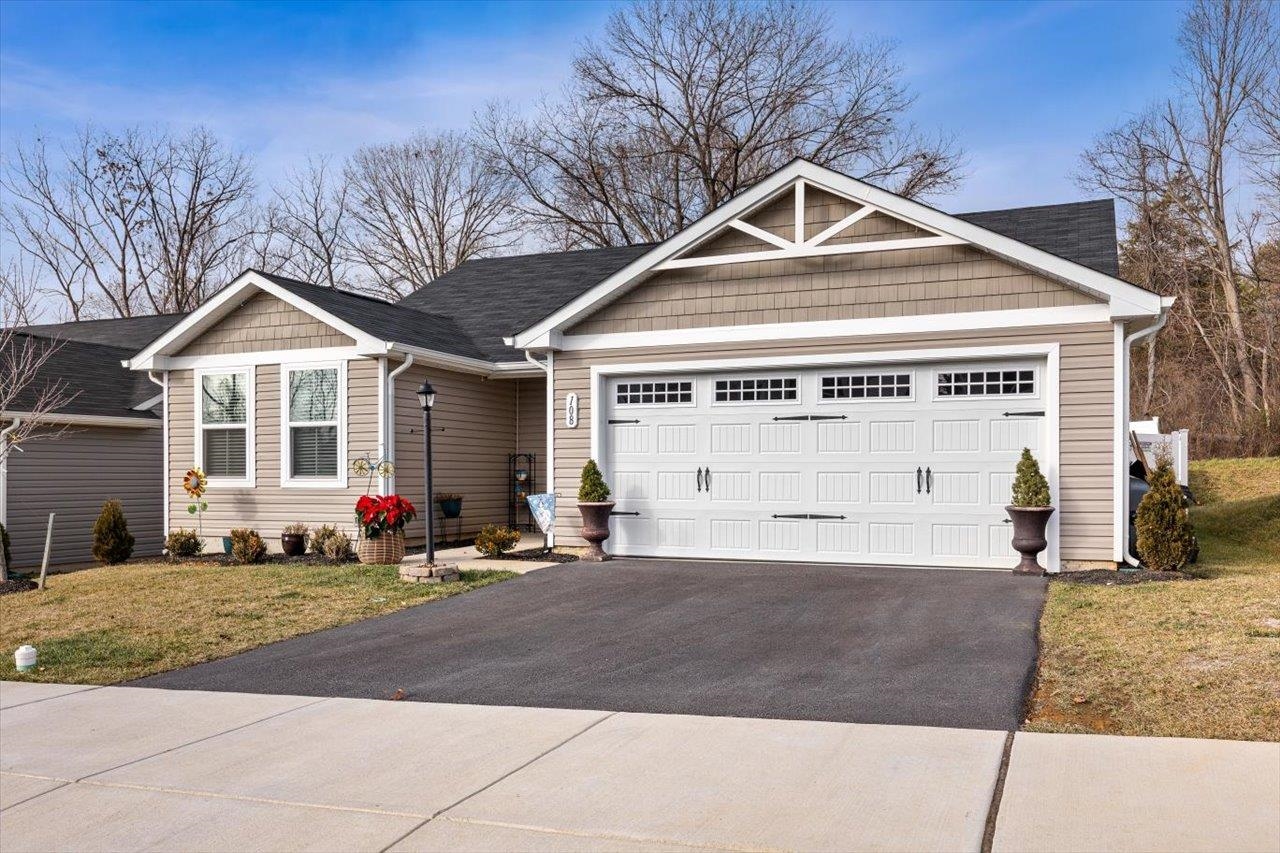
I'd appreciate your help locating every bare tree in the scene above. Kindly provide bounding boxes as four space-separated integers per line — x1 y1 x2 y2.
264 156 353 288
0 260 46 326
1 295 80 581
1079 0 1278 442
2 125 257 319
477 0 962 248
344 130 518 297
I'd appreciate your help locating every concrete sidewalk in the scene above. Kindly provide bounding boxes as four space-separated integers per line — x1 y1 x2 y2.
1 682 1277 853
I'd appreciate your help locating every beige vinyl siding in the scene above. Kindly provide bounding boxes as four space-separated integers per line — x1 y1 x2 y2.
515 375 547 463
550 322 1116 563
6 425 163 568
168 359 380 546
568 184 1098 336
178 291 354 356
391 364 520 543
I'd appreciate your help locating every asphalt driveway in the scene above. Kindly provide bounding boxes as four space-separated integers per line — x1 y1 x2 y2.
133 559 1047 730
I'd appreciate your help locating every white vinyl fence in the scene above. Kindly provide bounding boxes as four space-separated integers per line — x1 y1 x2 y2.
1131 418 1190 485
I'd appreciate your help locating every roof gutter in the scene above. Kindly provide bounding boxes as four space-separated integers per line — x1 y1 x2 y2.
0 411 160 429
1120 299 1173 568
384 342 542 378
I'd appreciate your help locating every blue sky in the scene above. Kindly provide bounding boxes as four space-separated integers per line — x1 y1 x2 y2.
0 0 1185 212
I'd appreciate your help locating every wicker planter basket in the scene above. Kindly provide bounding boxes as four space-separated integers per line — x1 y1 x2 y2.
357 530 406 564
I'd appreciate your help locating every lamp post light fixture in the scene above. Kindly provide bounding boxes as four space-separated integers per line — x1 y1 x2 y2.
416 380 436 564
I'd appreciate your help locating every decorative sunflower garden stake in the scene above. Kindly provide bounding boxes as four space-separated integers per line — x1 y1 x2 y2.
183 467 208 538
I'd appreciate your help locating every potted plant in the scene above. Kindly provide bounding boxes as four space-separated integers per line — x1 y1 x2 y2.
1006 448 1054 575
435 493 464 519
281 522 309 557
577 459 615 562
354 494 417 564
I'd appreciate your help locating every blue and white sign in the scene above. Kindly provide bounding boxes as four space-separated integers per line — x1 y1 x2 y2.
526 493 556 534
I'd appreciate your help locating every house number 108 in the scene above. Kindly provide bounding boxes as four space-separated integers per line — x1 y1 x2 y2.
565 393 579 428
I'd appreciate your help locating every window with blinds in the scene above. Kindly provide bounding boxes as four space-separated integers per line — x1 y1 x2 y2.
286 367 340 479
200 371 249 480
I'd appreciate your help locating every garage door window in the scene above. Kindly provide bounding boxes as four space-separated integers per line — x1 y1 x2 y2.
616 380 693 406
714 376 798 403
937 369 1034 397
820 373 911 400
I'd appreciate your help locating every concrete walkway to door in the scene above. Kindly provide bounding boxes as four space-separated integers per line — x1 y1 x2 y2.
132 559 1046 731
2 682 1277 852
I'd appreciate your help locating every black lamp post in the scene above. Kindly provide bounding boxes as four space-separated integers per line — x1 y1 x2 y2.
416 380 436 564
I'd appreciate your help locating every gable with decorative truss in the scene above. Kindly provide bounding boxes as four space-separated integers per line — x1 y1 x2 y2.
567 179 1098 336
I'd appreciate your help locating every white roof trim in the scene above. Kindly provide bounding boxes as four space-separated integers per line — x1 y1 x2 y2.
511 160 1163 349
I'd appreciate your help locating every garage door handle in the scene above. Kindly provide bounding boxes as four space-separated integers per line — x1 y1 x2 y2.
916 467 923 494
926 467 933 494
705 467 711 493
696 467 703 492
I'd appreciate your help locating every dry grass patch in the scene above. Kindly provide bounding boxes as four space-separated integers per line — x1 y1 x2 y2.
0 562 515 685
1026 460 1280 741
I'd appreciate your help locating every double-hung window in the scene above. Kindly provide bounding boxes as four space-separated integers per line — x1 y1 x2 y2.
283 363 345 486
198 369 253 486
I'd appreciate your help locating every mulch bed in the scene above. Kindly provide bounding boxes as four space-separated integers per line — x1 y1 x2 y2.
1053 569 1192 586
491 548 578 563
0 578 39 596
168 553 357 567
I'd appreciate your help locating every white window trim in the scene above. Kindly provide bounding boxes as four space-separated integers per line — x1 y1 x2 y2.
931 364 1039 402
194 366 255 488
280 360 348 489
711 374 801 406
612 378 696 409
816 370 916 404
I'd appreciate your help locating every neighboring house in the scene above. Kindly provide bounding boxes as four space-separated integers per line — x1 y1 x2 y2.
1 314 186 568
116 159 1167 572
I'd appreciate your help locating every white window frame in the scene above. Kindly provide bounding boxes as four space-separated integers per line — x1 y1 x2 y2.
931 364 1039 401
816 370 916 404
280 360 348 489
194 366 255 488
612 378 696 408
711 374 801 406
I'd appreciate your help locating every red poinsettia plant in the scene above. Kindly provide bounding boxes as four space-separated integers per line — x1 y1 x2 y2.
354 494 417 540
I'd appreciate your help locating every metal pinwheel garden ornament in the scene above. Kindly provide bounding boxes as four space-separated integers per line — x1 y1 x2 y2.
183 467 208 536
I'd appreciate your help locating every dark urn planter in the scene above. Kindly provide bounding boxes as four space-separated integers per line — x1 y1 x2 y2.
577 501 616 562
1005 505 1055 575
280 534 307 557
438 498 463 519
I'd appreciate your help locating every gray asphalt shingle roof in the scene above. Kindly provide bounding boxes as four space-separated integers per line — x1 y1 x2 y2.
3 332 159 420
19 313 188 351
957 199 1120 278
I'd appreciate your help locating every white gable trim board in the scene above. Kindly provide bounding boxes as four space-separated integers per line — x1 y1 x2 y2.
511 160 1164 350
588 343 1062 572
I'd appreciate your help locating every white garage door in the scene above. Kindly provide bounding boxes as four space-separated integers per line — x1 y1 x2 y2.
603 360 1046 568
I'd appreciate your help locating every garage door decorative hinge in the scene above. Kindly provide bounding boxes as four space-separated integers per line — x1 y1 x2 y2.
610 510 641 516
771 414 848 421
608 418 641 424
771 513 848 520
1002 410 1045 417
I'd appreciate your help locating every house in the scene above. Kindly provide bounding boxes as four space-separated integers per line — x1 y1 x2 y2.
19 157 1164 573
2 314 186 568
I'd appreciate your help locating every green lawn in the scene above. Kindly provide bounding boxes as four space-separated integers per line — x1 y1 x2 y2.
0 562 515 685
1026 457 1280 741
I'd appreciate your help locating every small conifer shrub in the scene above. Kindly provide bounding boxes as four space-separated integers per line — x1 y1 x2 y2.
229 528 268 564
1010 448 1051 507
92 499 135 564
1135 459 1196 571
578 459 612 503
475 524 521 557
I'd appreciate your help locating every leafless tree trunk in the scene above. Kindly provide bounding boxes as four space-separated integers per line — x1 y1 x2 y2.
2 125 257 319
477 0 962 249
344 130 518 297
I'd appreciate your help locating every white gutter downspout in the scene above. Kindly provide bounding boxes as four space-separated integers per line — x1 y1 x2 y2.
1120 309 1171 568
148 372 167 541
385 354 415 494
0 417 21 530
525 350 554 547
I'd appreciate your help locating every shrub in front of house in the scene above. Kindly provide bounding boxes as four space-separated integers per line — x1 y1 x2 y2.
319 529 353 562
578 459 612 503
1136 458 1196 571
229 528 267 564
310 524 342 555
92 499 135 564
1010 448 1051 506
475 524 521 557
165 529 204 558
